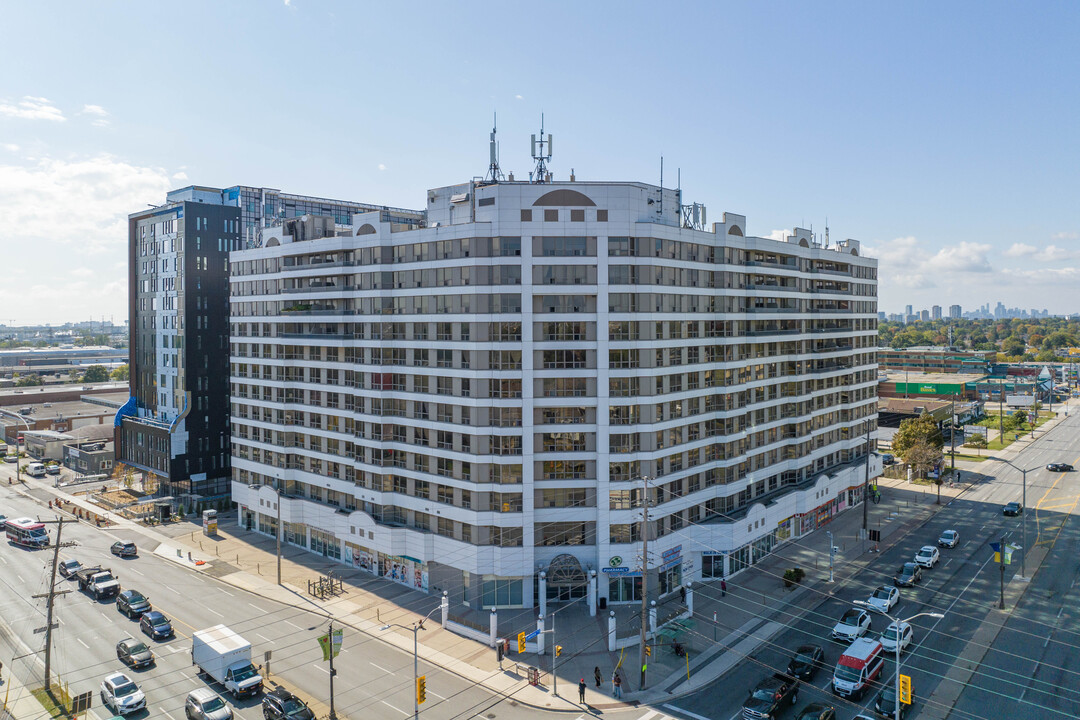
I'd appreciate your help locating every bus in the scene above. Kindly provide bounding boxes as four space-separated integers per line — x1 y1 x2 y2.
5 517 49 549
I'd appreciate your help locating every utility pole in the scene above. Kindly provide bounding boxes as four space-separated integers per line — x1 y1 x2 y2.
998 532 1006 610
862 422 871 532
34 518 72 695
275 482 282 586
999 377 1004 442
327 619 338 720
950 395 957 473
638 475 652 691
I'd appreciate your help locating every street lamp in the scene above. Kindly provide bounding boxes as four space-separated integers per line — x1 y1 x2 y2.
854 602 943 720
989 457 1042 579
381 604 443 720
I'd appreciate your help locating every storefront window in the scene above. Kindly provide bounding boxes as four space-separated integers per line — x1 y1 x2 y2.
284 522 307 548
659 564 682 596
608 576 642 602
310 529 340 560
729 545 750 575
481 577 523 608
702 554 724 578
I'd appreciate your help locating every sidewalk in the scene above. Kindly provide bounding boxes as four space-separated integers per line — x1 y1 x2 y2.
7 435 1043 717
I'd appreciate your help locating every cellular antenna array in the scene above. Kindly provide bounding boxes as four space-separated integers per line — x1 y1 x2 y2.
486 112 504 183
530 114 553 183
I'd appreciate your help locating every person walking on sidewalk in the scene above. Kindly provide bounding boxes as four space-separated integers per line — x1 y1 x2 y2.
721 578 727 596
578 678 587 704
613 672 623 699
594 666 602 688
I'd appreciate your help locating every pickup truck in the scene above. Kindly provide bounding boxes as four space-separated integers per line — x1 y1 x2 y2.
741 672 799 719
75 566 120 600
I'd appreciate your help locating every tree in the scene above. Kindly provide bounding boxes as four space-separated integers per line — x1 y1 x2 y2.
907 438 945 503
110 364 130 381
964 433 988 456
891 413 944 458
1001 337 1026 357
81 365 110 383
15 374 42 387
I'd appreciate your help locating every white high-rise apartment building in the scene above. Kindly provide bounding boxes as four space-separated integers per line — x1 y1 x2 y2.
228 178 880 610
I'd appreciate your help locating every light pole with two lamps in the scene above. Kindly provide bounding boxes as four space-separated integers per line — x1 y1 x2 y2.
988 457 1042 580
380 604 443 720
854 601 943 719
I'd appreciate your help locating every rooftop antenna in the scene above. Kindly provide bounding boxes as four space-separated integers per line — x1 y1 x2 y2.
486 112 504 183
824 218 830 249
530 114 552 183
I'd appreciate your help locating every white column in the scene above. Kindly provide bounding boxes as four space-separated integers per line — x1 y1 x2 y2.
538 571 547 619
489 609 498 647
440 590 449 627
685 581 694 615
588 570 598 617
607 610 617 652
649 600 657 634
536 615 546 655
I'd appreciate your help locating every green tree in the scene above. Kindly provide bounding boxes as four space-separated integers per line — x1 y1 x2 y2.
1001 337 1026 357
15 374 43 387
964 433 988 456
892 412 945 459
81 365 110 383
110 364 130 381
907 438 946 503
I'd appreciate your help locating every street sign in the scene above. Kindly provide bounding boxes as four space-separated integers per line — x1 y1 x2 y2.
71 691 92 713
524 629 540 641
33 623 58 634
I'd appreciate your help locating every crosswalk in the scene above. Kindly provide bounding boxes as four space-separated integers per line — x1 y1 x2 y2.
570 709 694 720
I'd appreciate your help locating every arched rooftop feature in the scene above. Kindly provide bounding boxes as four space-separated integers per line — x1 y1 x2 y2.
356 224 377 236
532 189 596 207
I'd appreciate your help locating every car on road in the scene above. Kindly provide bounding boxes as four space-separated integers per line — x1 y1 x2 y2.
1003 502 1023 516
938 529 959 548
741 672 799 719
116 637 154 669
2 455 16 463
59 559 83 579
881 454 896 465
261 687 315 720
866 586 900 613
875 683 912 719
1047 463 1073 472
185 688 233 720
831 608 871 642
879 621 914 654
111 541 138 557
794 704 836 720
100 671 146 715
116 589 152 618
786 644 825 680
894 562 923 588
140 611 174 640
914 545 940 568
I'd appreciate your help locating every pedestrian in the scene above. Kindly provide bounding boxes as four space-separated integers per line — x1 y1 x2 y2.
721 579 727 597
613 672 622 699
680 585 687 604
594 666 602 688
578 678 587 704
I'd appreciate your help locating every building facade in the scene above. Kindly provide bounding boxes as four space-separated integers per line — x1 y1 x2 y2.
228 179 880 609
878 347 996 374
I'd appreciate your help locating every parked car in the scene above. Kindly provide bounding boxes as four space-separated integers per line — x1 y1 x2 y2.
894 562 923 588
831 608 871 642
794 703 836 720
1047 463 1073 472
116 637 154 669
1003 502 1023 516
116 589 152 618
140 611 174 640
786 644 825 680
879 621 914 654
45 464 61 476
261 687 314 720
938 529 959 548
866 585 900 613
100 672 146 715
881 454 896 465
185 688 233 720
875 683 912 719
59 559 83 579
111 541 138 557
914 545 940 568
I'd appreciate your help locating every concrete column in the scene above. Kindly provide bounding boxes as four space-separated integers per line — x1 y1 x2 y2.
538 571 547 619
489 609 498 647
649 600 657 634
536 615 546 655
440 590 449 627
607 610 617 652
685 581 693 615
588 570 598 617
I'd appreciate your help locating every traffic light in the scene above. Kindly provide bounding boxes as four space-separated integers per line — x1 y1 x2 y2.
899 674 911 705
555 645 563 658
645 645 651 657
417 675 427 705
517 631 526 654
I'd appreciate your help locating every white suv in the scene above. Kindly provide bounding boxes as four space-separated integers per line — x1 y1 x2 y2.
831 607 872 642
100 672 145 716
914 545 940 568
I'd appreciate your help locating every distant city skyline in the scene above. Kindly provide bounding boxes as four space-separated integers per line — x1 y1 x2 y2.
884 301 1056 323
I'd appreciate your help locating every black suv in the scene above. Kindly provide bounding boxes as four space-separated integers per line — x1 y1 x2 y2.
116 589 152 618
786 644 825 680
894 562 923 587
261 688 314 720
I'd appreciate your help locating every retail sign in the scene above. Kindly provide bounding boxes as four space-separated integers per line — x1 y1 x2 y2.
609 556 623 568
661 545 682 561
602 567 629 574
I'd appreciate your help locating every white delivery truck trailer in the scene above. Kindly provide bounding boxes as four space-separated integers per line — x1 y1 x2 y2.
191 625 263 699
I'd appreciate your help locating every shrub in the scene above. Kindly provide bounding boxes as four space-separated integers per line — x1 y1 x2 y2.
782 567 806 589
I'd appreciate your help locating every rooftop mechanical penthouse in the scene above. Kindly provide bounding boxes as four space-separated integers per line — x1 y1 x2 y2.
228 177 880 610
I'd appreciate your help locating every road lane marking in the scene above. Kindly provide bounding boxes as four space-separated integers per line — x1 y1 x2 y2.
161 584 177 595
314 664 328 674
380 700 407 715
77 638 89 649
248 602 263 611
126 567 144 576
205 607 223 618
638 712 661 720
160 710 176 720
370 663 392 674
0 555 7 564
284 620 302 630
256 633 272 643
219 589 233 597
428 690 446 699
663 706 713 720
16 574 24 584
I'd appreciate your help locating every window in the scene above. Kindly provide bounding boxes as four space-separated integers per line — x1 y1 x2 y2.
539 236 588 257
520 210 532 222
570 209 585 222
596 209 608 222
544 209 558 222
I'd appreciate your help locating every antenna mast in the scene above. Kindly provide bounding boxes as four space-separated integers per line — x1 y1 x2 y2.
486 112 504 183
530 114 553 183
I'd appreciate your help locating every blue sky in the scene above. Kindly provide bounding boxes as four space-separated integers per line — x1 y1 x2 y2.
1 1 1078 323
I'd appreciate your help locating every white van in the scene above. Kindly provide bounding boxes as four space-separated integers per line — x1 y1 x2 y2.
833 637 885 699
26 462 47 478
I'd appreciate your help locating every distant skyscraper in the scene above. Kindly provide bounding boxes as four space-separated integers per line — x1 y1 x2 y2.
994 302 1006 319
920 309 930 322
949 304 961 319
931 305 942 320
905 304 913 317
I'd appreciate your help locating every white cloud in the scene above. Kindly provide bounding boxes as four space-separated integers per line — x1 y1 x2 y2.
1004 242 1037 258
1036 244 1075 262
864 235 993 295
0 96 65 122
766 228 792 242
1003 267 1080 284
1 143 17 152
1052 231 1079 241
172 171 188 181
927 241 992 273
378 163 387 171
515 94 524 100
71 267 93 277
80 104 110 127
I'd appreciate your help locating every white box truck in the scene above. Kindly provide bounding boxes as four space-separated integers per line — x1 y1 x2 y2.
191 625 263 699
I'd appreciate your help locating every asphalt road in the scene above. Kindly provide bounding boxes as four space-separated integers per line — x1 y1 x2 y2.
0 480 549 720
663 415 1080 720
